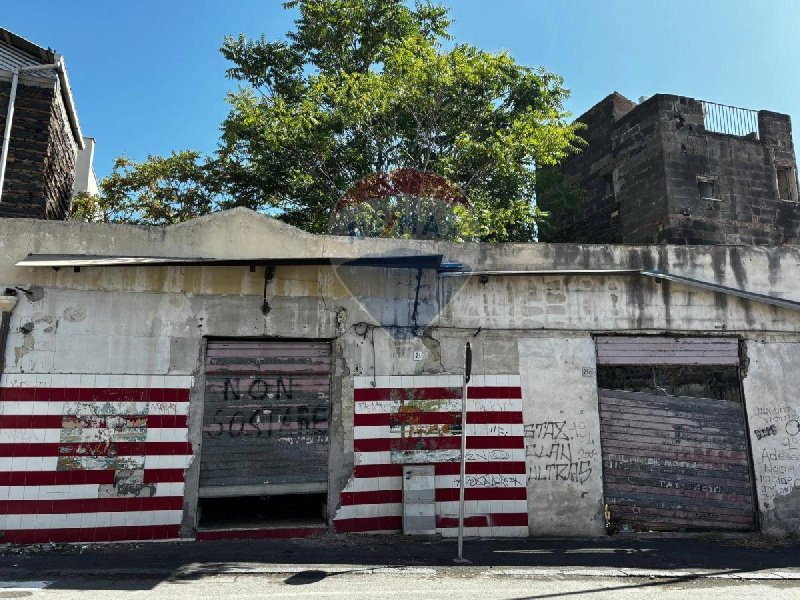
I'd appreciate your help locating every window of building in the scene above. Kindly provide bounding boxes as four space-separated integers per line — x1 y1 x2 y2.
777 167 795 201
602 174 614 199
697 177 717 200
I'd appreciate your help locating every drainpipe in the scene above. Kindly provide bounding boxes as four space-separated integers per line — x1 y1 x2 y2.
0 60 65 204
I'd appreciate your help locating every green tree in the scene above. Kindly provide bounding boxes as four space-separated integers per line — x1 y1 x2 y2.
75 0 584 241
71 151 216 226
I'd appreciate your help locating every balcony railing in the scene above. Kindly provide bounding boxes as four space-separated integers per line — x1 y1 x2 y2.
700 100 759 139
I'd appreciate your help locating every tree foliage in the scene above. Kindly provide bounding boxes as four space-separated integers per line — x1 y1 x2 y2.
73 0 583 241
70 151 215 226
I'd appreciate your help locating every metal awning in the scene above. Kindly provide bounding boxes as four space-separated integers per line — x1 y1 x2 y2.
440 268 800 312
16 253 449 270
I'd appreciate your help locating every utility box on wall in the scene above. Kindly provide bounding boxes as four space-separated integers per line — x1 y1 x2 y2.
402 465 436 535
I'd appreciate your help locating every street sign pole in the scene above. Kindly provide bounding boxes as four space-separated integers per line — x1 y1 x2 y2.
456 341 472 563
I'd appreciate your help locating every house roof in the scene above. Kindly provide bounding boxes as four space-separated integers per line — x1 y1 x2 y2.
0 28 84 148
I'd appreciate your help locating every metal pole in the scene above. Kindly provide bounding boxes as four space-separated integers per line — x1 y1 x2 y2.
456 341 471 563
0 70 20 203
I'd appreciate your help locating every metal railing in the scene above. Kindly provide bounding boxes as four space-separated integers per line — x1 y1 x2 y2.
700 100 759 139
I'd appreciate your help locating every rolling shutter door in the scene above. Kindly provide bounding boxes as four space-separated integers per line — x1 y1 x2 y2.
200 340 331 496
599 390 756 531
596 336 739 366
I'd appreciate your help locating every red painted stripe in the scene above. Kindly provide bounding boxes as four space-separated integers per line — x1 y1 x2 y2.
197 527 326 541
0 415 188 429
435 512 528 528
332 516 402 533
143 468 186 483
0 496 183 515
354 436 524 452
0 470 116 486
0 469 185 486
0 388 190 403
0 525 180 544
339 488 526 506
354 387 522 401
355 411 523 426
0 442 192 457
0 415 63 428
353 461 526 478
435 487 527 501
146 415 188 428
353 464 404 478
340 490 403 506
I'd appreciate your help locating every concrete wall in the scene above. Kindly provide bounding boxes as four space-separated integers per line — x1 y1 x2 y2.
1 210 800 540
742 340 800 535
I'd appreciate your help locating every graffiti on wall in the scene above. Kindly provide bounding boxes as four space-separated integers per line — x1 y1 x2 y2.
525 419 597 485
202 376 329 443
752 405 800 501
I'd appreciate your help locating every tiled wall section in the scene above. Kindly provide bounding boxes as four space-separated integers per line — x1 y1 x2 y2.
0 373 193 543
334 374 528 537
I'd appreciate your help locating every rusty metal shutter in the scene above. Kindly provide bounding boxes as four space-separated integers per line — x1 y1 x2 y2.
599 389 755 531
200 340 331 496
596 337 739 366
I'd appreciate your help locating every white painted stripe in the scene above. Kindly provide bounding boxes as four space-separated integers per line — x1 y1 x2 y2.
0 429 61 443
434 474 526 489
0 482 184 501
0 428 162 444
353 448 526 466
354 424 524 439
342 477 403 493
355 399 522 414
145 428 188 443
0 455 188 472
0 457 58 471
1 484 101 501
144 454 193 470
1 373 194 389
353 375 521 389
0 402 190 416
0 510 183 530
334 503 403 520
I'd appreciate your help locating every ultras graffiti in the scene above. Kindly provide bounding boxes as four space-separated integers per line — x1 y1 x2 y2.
525 420 597 485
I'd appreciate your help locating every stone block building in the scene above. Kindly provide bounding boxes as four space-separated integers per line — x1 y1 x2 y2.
0 28 94 219
538 92 800 245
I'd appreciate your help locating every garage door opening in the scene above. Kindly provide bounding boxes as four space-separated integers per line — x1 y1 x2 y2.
198 493 328 530
595 336 756 533
198 339 332 535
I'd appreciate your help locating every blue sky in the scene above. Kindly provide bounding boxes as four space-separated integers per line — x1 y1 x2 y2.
5 1 800 179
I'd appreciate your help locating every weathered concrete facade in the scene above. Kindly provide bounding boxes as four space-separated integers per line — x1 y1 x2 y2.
539 92 800 246
1 208 800 542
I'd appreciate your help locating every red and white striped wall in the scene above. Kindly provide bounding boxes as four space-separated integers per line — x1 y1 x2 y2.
0 373 193 544
334 374 528 537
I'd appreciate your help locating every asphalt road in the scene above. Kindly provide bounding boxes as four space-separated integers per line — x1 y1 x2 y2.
2 535 800 598
3 570 800 600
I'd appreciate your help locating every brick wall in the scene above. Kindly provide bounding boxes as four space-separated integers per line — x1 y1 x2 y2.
660 96 800 245
542 92 800 245
0 80 77 219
